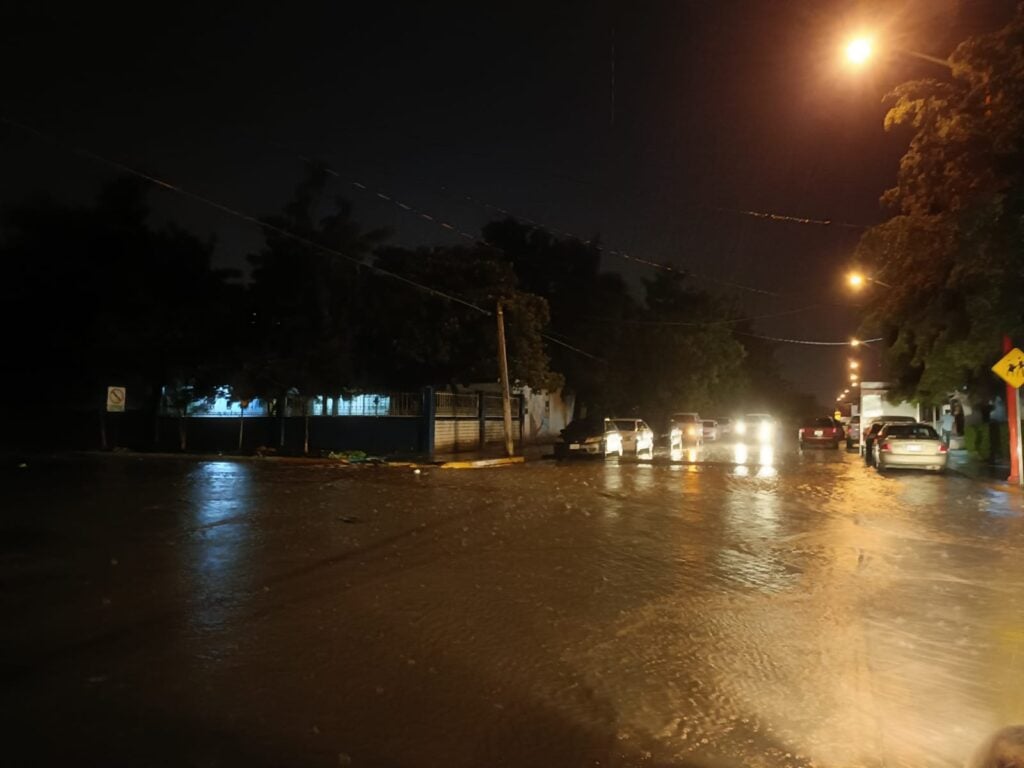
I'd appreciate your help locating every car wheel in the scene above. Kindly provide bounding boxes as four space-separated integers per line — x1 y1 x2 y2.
832 441 840 450
846 439 853 450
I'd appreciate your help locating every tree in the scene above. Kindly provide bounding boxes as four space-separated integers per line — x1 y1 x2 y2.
361 243 561 391
244 165 388 451
0 177 238 447
855 7 1024 404
600 272 749 425
482 219 634 412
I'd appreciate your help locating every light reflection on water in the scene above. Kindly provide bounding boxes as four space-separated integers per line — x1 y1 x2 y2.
185 462 253 637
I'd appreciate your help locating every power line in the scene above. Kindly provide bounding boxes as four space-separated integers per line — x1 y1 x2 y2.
1 116 607 363
733 331 883 347
0 116 492 316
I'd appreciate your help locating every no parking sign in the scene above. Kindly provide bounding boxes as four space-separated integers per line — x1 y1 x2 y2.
106 386 126 412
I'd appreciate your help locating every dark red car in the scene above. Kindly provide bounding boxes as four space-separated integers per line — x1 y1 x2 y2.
798 416 844 449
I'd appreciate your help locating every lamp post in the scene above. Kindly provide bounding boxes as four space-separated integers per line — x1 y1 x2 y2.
847 271 892 290
843 35 952 71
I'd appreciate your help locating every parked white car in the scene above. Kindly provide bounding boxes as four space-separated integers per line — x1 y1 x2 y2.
612 418 656 457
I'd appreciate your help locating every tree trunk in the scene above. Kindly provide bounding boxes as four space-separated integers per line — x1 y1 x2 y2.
178 414 188 452
99 409 108 450
237 406 245 452
278 391 287 449
303 398 310 456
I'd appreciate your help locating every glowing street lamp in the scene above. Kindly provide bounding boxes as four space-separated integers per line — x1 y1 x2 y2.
845 37 873 66
850 338 861 347
847 271 892 290
843 35 953 70
849 360 859 370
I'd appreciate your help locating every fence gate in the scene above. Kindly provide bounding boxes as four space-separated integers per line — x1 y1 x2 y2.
433 391 521 453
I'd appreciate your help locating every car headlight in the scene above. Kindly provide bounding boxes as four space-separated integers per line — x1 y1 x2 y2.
687 426 697 436
735 421 746 435
757 422 773 441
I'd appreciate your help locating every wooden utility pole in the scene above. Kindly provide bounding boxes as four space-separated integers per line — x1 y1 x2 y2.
496 302 515 457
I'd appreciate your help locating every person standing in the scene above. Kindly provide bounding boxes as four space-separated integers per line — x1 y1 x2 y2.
941 409 955 446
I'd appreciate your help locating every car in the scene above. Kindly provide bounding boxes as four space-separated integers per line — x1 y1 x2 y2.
735 413 776 443
701 419 718 441
670 412 703 447
555 417 623 458
862 415 918 465
798 416 843 449
611 418 655 457
845 415 861 450
874 422 948 472
714 416 734 437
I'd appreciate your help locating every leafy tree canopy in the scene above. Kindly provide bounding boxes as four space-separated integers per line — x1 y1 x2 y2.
856 6 1024 404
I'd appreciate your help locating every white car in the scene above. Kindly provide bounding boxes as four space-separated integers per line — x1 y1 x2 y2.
670 412 703 448
735 413 776 443
701 419 719 441
874 422 948 472
612 418 656 457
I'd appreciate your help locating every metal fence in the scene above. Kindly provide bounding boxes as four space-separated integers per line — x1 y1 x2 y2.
312 392 421 417
434 392 479 417
433 391 522 452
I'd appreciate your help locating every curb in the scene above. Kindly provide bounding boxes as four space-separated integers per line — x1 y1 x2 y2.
439 456 526 470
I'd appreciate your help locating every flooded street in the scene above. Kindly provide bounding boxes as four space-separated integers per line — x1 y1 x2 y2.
3 448 1024 767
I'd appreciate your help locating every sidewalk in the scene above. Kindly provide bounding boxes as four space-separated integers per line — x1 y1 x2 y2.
946 449 1022 495
430 443 553 469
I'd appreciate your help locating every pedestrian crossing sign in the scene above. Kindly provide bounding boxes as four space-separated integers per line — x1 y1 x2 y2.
993 347 1024 389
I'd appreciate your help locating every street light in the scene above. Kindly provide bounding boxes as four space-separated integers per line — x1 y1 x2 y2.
849 360 859 370
842 35 953 71
847 270 892 290
850 338 861 347
845 37 873 65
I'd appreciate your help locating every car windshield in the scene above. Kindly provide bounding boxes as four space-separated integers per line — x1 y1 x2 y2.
673 414 699 423
716 417 731 425
702 420 715 427
884 424 939 440
612 419 636 432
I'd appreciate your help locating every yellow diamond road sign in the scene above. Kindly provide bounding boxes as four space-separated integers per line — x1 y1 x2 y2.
993 348 1024 389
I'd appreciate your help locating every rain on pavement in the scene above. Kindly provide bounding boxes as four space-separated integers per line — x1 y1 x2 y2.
2 445 1024 767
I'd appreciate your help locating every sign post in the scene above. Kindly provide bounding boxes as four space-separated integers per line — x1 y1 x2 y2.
992 342 1024 487
106 386 126 413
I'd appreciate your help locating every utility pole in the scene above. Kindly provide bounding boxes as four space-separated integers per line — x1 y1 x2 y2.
496 302 515 457
1003 335 1022 486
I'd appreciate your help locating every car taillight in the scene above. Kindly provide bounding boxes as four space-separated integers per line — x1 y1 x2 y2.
880 442 892 452
938 443 948 453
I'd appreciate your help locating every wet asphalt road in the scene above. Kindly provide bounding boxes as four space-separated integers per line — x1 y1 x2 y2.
3 444 1024 767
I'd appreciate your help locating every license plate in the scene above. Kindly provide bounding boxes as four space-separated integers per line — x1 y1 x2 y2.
570 443 581 449
814 430 824 437
906 444 921 452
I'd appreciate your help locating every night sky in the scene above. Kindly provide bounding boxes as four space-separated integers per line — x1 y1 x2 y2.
1 1 1016 405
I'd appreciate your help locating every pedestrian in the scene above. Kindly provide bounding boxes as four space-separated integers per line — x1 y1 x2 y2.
941 410 954 446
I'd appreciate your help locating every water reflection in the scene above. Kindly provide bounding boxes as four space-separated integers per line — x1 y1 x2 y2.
185 462 253 637
733 443 776 477
669 447 700 464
